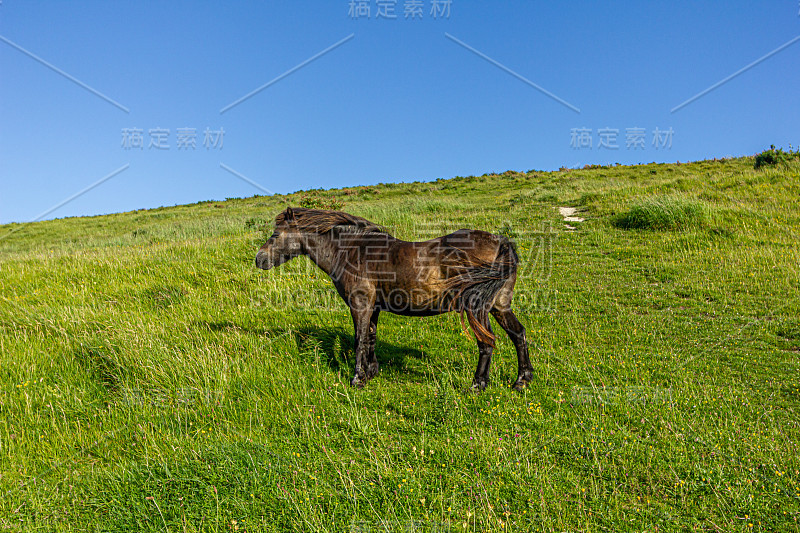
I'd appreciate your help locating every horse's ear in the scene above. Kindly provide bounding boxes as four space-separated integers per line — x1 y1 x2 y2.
285 207 295 222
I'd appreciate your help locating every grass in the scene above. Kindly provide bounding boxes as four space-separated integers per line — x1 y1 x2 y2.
611 196 712 231
1 156 799 531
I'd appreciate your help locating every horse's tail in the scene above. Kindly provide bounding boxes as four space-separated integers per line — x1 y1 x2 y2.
446 239 519 347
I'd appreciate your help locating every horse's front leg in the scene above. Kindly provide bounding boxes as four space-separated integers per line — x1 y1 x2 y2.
365 308 381 380
349 293 376 388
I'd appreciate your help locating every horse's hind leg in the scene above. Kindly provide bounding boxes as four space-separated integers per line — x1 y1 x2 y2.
471 320 494 391
491 307 533 391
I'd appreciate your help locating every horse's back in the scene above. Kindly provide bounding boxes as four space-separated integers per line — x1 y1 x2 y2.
438 229 506 263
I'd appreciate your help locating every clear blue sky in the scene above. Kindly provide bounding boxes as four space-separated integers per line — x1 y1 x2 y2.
1 1 798 224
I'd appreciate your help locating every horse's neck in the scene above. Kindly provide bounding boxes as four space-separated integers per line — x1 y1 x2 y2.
303 233 340 277
303 230 392 281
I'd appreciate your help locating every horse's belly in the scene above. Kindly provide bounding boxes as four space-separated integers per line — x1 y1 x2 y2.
377 303 445 317
374 285 445 316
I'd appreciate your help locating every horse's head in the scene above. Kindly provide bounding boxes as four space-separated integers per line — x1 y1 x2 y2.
255 207 305 270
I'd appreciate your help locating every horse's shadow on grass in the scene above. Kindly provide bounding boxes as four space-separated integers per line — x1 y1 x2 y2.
280 325 427 380
73 345 123 394
204 319 426 379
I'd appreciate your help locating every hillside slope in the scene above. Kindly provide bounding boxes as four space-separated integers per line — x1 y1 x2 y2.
1 157 799 531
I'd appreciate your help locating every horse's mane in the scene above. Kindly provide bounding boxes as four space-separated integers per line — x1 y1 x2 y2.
275 207 388 235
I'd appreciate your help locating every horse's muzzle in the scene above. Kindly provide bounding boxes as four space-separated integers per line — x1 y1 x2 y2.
255 251 272 270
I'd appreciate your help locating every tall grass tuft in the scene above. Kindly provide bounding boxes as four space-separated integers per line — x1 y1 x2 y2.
753 144 800 169
612 196 712 231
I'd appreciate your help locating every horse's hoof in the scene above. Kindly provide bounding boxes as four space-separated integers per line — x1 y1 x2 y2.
512 380 529 392
471 381 487 393
512 371 533 392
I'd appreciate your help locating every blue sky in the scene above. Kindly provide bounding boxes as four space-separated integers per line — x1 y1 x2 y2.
1 1 798 224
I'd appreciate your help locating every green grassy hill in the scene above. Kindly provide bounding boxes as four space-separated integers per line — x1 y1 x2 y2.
1 156 799 531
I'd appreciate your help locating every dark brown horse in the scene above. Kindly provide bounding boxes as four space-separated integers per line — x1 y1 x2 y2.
255 207 533 391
